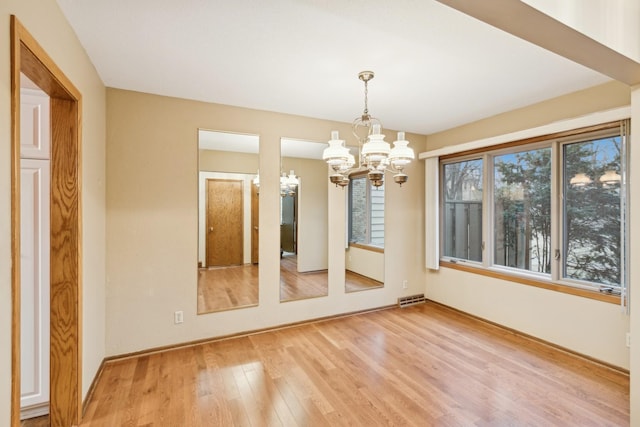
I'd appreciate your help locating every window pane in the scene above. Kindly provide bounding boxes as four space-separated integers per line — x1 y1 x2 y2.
563 136 621 287
350 176 367 243
443 159 483 261
349 176 385 246
494 147 551 274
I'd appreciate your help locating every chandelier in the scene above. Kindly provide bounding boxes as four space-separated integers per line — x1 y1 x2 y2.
252 169 300 197
569 170 621 188
280 170 299 197
322 71 415 188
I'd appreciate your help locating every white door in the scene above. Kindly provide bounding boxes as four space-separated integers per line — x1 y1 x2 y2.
20 84 51 419
20 160 50 416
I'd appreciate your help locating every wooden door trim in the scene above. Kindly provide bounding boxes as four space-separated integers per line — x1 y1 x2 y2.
11 16 83 427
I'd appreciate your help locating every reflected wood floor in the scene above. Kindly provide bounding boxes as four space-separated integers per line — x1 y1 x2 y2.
199 256 383 312
21 415 49 427
280 253 383 301
198 265 259 313
345 270 383 292
280 254 328 301
81 302 629 426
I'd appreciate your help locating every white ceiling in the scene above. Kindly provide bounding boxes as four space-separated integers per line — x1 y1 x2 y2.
56 0 611 135
199 129 327 159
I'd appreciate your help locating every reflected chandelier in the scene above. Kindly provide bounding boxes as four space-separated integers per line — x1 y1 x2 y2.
322 71 415 188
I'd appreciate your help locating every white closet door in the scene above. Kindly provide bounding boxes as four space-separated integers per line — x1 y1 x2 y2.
20 159 50 414
20 88 50 159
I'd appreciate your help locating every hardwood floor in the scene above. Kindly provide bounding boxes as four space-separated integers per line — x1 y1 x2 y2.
21 415 49 427
279 254 383 301
280 254 328 301
345 270 383 292
81 302 629 426
198 265 259 313
199 256 383 311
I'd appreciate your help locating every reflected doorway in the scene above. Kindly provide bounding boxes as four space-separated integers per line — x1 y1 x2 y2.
205 179 243 267
197 130 260 314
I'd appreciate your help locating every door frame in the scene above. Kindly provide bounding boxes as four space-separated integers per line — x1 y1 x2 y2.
11 16 83 427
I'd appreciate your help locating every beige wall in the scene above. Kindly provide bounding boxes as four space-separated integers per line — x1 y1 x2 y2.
282 156 328 272
346 247 384 283
0 1 107 424
106 88 427 356
423 82 631 369
427 81 630 151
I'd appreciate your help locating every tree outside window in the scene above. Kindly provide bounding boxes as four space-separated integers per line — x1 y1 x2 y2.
494 147 551 274
563 136 622 288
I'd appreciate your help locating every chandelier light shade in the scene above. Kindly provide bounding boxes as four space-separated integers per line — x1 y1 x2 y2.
569 172 592 187
322 71 414 188
569 170 621 188
599 169 621 186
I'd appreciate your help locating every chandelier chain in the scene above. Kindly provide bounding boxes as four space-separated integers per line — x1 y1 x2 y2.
363 79 369 116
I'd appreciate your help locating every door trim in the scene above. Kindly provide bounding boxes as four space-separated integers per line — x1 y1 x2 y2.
11 16 83 427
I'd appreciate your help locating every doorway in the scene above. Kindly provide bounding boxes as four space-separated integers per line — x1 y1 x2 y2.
11 16 82 427
205 179 243 267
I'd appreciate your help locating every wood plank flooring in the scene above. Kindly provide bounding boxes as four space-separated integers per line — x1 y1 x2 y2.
198 265 259 313
199 257 382 312
280 254 328 301
81 302 629 426
21 415 49 427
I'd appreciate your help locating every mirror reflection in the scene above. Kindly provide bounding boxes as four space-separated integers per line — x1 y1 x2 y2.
197 130 259 314
344 147 385 292
279 138 329 302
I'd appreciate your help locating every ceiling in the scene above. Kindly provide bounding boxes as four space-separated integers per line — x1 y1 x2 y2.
199 129 328 159
56 0 611 136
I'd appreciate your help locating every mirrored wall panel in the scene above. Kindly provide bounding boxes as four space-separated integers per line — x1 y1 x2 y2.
279 138 329 302
344 147 385 292
198 130 259 314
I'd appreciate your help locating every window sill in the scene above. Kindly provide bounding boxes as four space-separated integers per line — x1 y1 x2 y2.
349 243 384 254
440 260 621 305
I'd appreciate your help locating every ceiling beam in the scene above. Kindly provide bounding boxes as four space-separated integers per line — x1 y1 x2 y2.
437 0 640 86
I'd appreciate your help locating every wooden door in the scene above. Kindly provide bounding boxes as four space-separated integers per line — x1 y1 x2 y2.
251 182 259 264
206 179 243 267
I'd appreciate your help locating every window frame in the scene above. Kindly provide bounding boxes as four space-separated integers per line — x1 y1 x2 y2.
440 155 484 265
438 121 626 304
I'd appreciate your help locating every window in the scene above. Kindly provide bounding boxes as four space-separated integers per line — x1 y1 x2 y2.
349 174 385 247
563 135 623 288
442 159 483 261
440 122 627 297
493 147 551 274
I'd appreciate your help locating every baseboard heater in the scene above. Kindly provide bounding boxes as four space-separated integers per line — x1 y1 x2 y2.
397 293 426 308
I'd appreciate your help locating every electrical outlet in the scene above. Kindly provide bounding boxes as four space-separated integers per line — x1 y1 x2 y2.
174 310 184 324
626 332 631 348
402 280 408 289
